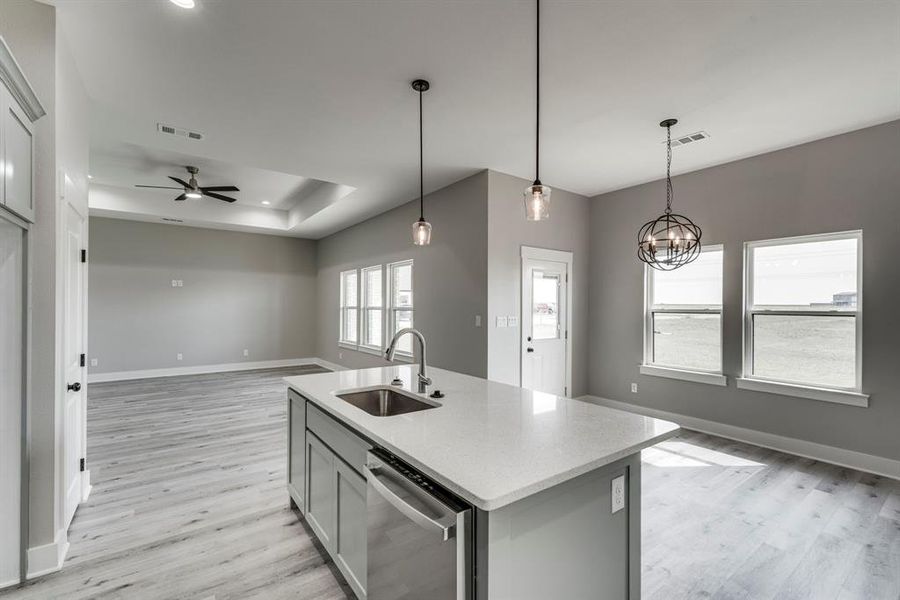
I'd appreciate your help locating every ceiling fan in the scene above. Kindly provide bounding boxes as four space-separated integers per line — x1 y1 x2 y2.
136 166 240 202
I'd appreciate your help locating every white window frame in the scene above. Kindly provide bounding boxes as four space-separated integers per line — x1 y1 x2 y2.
641 244 726 386
339 269 359 348
387 259 414 359
359 264 385 354
738 230 867 407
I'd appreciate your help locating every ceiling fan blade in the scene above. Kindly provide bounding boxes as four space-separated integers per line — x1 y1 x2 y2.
168 176 191 188
200 185 240 192
174 193 187 202
203 191 237 203
136 184 183 189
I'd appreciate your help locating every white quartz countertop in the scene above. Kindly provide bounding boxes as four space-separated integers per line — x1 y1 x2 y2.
285 365 679 511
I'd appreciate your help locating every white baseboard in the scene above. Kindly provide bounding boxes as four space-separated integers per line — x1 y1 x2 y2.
579 395 900 481
26 528 69 579
81 469 92 502
88 357 342 383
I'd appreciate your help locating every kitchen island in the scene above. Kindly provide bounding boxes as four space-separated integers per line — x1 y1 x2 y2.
285 365 678 600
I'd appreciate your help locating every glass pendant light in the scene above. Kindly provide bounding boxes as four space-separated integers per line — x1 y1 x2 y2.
637 119 702 270
411 79 432 246
524 0 551 221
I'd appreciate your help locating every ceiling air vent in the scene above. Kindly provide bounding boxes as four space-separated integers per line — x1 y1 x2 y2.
664 130 710 148
157 122 204 141
161 217 184 223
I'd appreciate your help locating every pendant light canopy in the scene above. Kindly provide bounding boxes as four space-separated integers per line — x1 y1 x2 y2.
524 0 551 221
637 119 702 271
411 79 433 246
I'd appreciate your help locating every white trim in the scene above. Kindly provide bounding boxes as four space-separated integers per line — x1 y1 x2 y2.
736 377 869 408
578 395 900 481
520 246 574 397
80 470 92 503
640 364 727 387
0 35 46 122
87 357 339 383
26 528 68 579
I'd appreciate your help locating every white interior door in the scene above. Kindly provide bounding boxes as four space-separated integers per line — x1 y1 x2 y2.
63 203 85 529
521 256 569 396
0 217 24 586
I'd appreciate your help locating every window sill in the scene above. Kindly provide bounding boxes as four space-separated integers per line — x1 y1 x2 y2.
357 345 384 357
736 378 869 408
640 364 727 387
338 341 358 351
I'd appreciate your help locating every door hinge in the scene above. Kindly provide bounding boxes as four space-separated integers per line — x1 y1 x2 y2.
79 458 85 472
80 353 86 367
565 330 568 340
81 249 87 263
565 386 568 396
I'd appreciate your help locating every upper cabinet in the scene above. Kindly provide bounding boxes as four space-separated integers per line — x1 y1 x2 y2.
0 35 46 224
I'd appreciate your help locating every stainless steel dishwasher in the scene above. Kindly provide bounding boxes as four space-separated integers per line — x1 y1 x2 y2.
364 448 472 600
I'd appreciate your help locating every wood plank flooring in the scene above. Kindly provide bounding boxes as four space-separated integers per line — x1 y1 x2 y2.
1 367 898 599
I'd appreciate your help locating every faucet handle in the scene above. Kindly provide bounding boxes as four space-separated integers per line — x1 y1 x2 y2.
418 374 432 386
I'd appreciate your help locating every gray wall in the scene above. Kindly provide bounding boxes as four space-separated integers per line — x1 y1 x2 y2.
88 218 318 373
588 119 900 461
315 171 489 377
487 171 591 397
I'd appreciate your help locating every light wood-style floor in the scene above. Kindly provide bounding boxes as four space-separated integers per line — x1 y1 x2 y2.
1 367 898 599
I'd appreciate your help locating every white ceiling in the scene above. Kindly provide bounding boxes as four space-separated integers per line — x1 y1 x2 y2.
56 0 900 238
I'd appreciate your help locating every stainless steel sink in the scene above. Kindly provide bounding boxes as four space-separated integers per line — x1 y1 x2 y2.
336 388 439 417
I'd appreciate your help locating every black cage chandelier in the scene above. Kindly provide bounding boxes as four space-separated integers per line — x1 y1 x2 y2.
637 118 702 271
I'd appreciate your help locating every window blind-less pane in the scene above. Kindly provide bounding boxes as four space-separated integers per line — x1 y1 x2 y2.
364 267 382 307
393 309 413 353
365 309 382 348
652 249 723 307
342 308 358 343
342 271 358 308
391 263 413 307
752 314 856 388
653 313 721 372
752 238 857 309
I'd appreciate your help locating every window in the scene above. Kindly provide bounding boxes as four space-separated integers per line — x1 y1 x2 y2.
339 269 358 346
338 260 414 357
387 260 414 355
742 231 862 398
643 246 724 382
361 265 384 351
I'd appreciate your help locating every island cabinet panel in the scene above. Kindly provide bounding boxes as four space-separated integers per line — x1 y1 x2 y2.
305 432 336 552
287 390 306 512
1 86 35 222
334 458 368 599
476 453 641 600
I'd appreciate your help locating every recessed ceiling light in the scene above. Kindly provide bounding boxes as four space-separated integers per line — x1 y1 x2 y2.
261 201 271 206
170 0 195 9
87 174 93 179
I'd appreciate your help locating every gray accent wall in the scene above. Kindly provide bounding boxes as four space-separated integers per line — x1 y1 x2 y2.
588 119 900 461
487 171 591 397
88 218 318 373
315 171 489 377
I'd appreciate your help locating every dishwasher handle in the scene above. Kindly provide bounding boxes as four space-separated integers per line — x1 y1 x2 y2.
365 464 457 542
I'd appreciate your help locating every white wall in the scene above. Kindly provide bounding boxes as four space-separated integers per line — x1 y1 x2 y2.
88 218 319 375
486 171 591 397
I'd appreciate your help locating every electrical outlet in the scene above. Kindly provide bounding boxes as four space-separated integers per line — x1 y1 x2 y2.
631 383 638 393
243 349 249 357
508 316 518 327
611 475 626 513
338 352 343 360
475 315 482 327
496 316 508 328
90 358 98 367
176 353 183 361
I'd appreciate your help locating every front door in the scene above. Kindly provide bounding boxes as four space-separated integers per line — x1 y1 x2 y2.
63 203 85 528
521 256 569 396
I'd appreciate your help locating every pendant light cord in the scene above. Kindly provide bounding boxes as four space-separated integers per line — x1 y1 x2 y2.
535 0 540 183
419 87 424 220
665 122 673 214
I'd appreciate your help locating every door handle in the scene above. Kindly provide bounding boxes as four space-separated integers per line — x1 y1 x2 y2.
67 382 81 392
526 348 534 353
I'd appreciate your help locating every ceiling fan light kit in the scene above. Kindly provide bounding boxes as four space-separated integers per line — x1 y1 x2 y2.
637 118 703 271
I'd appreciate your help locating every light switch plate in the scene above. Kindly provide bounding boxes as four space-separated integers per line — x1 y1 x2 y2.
496 316 508 328
508 316 518 327
475 315 482 327
611 475 626 513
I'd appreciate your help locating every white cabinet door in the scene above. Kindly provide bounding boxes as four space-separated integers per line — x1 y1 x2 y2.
305 432 335 552
1 87 34 222
334 458 367 599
